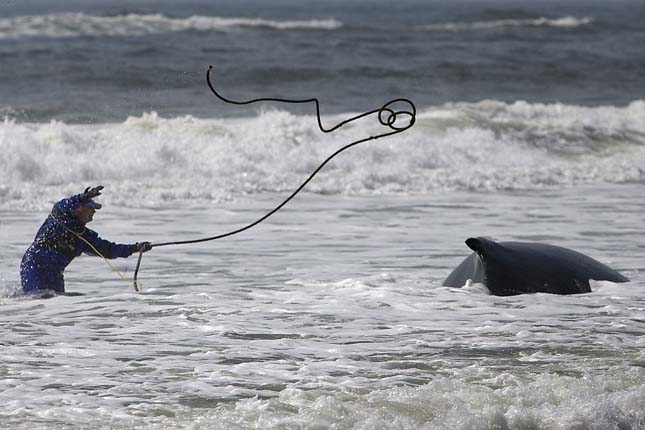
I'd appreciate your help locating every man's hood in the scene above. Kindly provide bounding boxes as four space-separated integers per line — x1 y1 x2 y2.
50 194 85 229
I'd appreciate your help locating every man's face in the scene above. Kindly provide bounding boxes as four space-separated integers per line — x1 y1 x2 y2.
75 204 96 224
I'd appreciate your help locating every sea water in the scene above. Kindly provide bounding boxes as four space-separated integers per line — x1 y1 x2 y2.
1 188 644 429
1 0 644 429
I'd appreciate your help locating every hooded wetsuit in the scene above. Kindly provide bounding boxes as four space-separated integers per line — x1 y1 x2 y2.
20 193 137 294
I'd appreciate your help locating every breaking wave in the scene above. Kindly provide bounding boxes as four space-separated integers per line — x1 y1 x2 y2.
0 13 342 39
418 16 594 32
1 100 645 209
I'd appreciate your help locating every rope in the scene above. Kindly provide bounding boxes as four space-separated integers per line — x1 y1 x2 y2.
51 215 140 291
133 66 417 289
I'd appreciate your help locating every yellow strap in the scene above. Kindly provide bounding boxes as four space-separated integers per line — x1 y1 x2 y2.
51 214 142 291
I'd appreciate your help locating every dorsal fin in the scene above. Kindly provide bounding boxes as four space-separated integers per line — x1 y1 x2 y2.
465 237 503 257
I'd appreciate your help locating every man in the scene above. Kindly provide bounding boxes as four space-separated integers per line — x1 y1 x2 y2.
20 185 152 294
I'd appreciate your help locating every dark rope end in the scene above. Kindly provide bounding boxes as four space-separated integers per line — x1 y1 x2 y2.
133 250 144 292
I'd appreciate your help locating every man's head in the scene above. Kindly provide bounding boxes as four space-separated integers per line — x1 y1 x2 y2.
75 200 101 224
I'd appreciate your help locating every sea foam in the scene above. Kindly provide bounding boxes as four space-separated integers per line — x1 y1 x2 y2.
1 101 644 210
0 13 342 39
419 16 594 32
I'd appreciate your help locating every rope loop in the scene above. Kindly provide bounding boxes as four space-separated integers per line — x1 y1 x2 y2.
378 98 416 131
133 66 417 290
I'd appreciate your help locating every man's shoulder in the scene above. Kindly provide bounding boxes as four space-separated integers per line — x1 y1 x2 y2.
83 227 99 238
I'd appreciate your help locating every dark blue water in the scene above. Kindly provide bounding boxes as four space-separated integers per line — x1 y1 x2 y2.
1 0 644 123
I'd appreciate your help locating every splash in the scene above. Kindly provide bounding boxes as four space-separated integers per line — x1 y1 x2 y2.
1 100 645 209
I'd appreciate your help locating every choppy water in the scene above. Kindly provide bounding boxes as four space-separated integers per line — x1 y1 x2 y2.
2 0 645 428
1 100 645 210
2 187 645 429
2 0 645 122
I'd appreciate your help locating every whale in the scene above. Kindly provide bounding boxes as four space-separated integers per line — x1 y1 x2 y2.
443 237 629 296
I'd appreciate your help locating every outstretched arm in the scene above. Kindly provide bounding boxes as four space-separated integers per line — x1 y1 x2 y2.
80 229 150 259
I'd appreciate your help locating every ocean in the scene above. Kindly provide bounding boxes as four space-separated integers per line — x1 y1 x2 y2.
1 0 644 429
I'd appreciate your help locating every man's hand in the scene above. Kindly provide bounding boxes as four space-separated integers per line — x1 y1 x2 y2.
134 242 153 253
81 185 104 201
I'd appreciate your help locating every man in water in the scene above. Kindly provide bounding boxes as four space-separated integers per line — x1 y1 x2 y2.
20 185 152 294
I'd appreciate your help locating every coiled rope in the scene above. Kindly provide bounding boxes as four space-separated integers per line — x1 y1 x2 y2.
133 66 416 291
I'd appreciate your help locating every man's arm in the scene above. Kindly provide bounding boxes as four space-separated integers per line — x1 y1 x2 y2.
80 229 150 259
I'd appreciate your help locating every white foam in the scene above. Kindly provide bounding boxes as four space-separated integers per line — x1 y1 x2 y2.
171 370 645 430
2 100 645 209
0 13 342 39
1 188 644 428
419 16 594 32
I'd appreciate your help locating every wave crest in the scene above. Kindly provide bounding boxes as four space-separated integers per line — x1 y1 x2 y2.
0 13 342 39
1 101 645 209
418 16 593 32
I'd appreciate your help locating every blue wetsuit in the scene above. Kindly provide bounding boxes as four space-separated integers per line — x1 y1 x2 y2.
20 193 137 294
